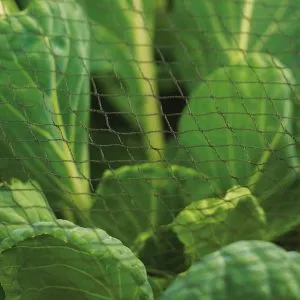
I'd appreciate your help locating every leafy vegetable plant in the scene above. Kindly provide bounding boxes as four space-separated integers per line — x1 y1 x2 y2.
0 0 300 299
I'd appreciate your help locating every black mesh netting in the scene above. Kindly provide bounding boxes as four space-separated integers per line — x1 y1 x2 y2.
0 0 300 299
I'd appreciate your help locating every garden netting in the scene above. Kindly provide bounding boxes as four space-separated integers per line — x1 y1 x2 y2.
0 0 300 299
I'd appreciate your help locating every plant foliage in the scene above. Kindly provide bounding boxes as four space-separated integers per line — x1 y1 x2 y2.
0 0 300 299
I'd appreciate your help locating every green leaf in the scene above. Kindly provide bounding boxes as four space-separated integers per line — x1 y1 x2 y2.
0 219 153 300
0 180 152 299
0 179 55 236
0 0 92 212
93 164 220 250
176 53 297 196
79 0 156 127
170 186 266 261
261 180 300 240
161 240 300 300
172 0 300 92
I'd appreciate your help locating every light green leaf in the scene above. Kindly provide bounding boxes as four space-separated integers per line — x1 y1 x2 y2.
0 219 153 300
177 53 297 196
171 186 266 261
0 179 55 237
93 164 220 250
161 240 300 300
172 0 300 92
0 0 92 212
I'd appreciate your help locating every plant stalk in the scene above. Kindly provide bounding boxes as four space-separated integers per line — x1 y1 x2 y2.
130 0 165 162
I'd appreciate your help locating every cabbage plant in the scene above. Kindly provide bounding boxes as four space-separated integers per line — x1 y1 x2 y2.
0 0 300 299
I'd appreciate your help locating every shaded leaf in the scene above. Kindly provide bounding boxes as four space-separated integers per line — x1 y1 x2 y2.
93 164 220 250
261 179 300 240
148 275 172 300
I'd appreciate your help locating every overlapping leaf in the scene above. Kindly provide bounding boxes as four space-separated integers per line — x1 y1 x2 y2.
172 0 300 92
0 220 153 300
176 54 297 196
93 164 221 250
170 186 266 261
0 179 55 238
161 240 300 300
0 179 152 299
0 0 92 211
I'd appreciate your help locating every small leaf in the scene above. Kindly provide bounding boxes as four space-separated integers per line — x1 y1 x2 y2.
171 186 266 261
177 53 297 196
0 219 153 300
161 240 300 300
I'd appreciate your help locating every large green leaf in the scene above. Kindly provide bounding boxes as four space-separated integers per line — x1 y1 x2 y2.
0 180 152 299
172 0 300 92
0 0 92 212
170 186 266 262
93 164 221 250
161 240 300 300
176 53 297 196
0 220 153 300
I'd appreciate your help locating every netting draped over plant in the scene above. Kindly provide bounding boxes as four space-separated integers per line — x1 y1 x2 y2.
0 0 300 299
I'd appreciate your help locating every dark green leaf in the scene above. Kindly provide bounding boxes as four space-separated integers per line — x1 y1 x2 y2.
177 54 297 196
261 180 300 240
171 186 266 261
161 240 300 300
